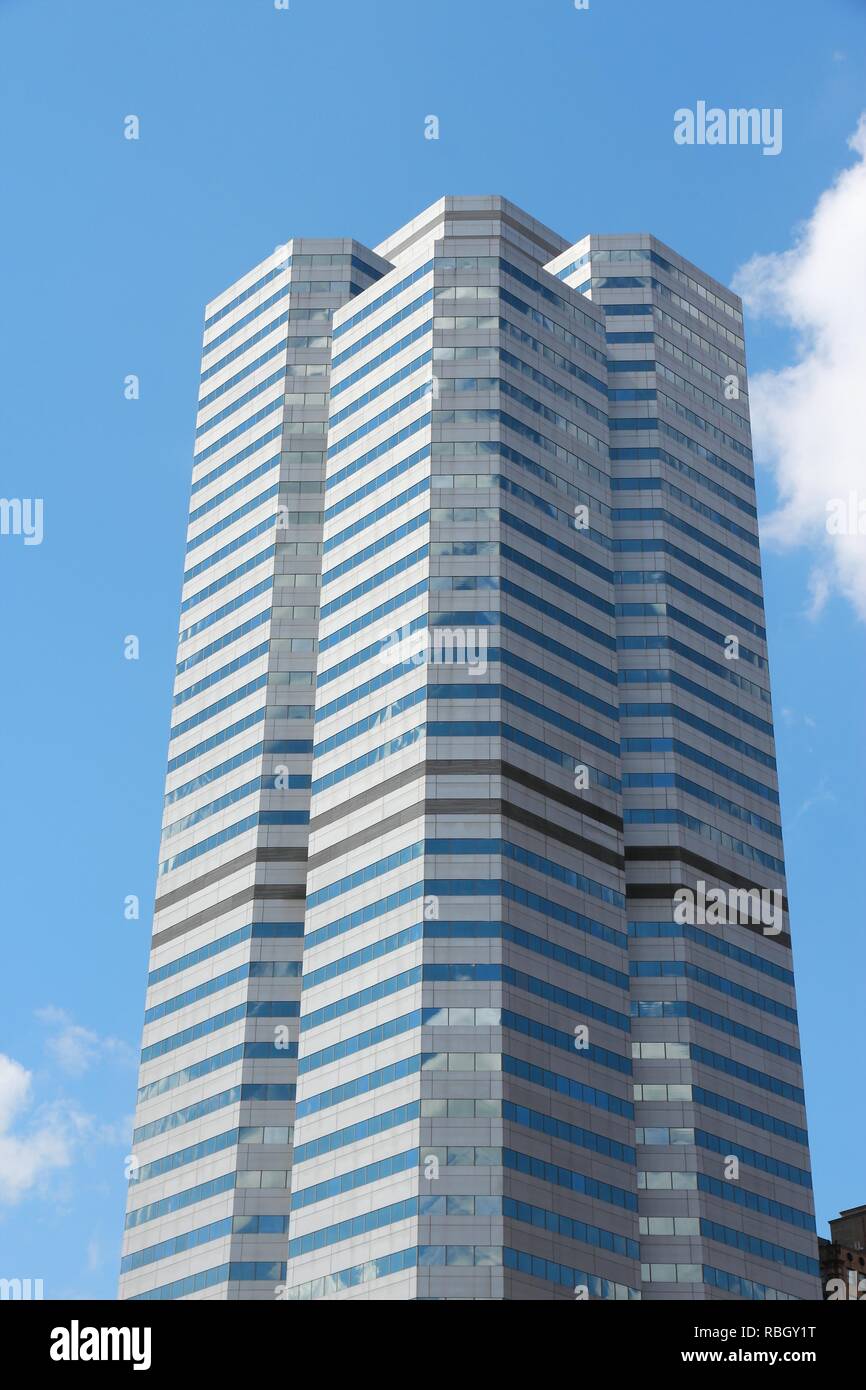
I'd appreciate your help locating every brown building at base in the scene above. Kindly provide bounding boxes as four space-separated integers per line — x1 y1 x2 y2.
820 1205 866 1299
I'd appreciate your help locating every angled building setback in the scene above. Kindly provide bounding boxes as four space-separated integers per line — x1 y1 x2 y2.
119 237 391 1301
121 198 819 1302
552 232 817 1302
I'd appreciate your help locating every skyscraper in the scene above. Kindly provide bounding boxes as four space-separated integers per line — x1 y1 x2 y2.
118 234 392 1301
120 197 819 1303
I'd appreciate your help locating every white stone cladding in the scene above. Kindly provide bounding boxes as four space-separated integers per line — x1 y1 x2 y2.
121 200 818 1303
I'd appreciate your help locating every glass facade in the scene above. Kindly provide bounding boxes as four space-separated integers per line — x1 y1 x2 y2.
120 200 817 1302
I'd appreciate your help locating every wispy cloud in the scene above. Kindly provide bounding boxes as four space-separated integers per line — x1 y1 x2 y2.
35 1006 135 1078
791 777 836 826
0 1007 136 1208
0 1058 133 1210
85 1233 104 1274
0 1054 77 1204
780 708 817 731
733 114 866 622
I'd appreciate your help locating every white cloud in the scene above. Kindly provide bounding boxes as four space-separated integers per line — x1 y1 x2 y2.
792 776 836 825
805 565 832 622
733 114 866 622
0 1004 137 1207
0 1045 132 1208
781 707 817 730
35 1006 134 1077
85 1234 103 1273
0 1054 75 1204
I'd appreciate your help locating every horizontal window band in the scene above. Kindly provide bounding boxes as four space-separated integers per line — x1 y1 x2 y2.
151 884 307 951
308 758 624 837
154 876 307 931
153 845 306 915
625 873 790 949
624 847 787 905
305 796 623 875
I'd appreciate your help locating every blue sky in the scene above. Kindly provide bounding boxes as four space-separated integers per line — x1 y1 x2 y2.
0 0 863 1298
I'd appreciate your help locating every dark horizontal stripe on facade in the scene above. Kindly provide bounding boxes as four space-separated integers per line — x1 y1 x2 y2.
624 844 788 910
153 846 307 915
151 884 307 950
308 759 623 837
305 797 624 874
626 879 791 950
